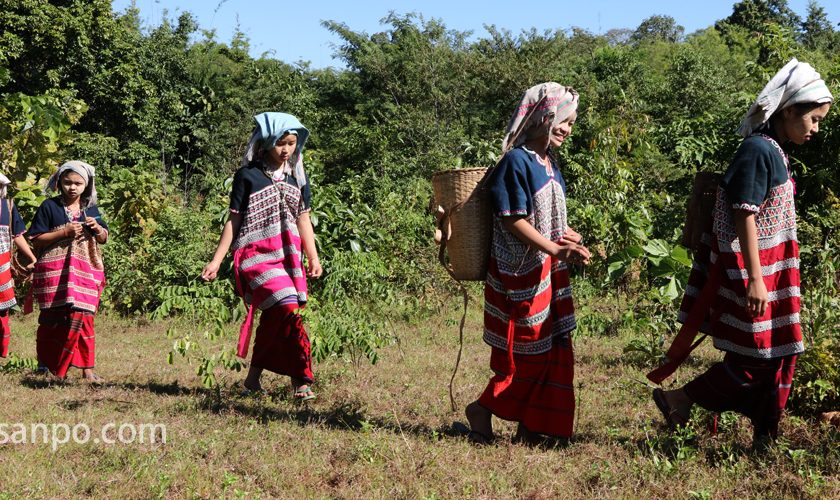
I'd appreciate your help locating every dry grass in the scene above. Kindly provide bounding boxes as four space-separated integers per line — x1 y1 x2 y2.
0 304 837 499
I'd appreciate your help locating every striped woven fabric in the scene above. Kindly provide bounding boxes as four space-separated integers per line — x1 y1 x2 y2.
483 159 576 356
32 231 105 314
0 202 17 311
232 182 307 312
679 178 803 359
0 250 15 312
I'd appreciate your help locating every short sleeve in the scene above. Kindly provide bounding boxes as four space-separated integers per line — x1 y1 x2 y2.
299 181 312 213
489 151 531 217
229 168 249 214
28 200 58 237
86 205 108 231
722 139 773 213
10 203 25 236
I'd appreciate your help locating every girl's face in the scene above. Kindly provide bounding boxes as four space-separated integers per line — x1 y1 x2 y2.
550 111 577 148
266 133 298 166
781 102 831 145
60 172 86 201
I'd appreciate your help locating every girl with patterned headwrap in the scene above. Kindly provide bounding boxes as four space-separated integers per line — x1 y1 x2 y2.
462 83 592 444
28 161 109 381
202 112 321 401
651 59 833 446
0 174 37 358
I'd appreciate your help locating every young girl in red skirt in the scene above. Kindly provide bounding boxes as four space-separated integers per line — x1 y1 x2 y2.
202 112 321 401
0 174 37 358
652 59 833 446
463 83 591 444
29 161 108 381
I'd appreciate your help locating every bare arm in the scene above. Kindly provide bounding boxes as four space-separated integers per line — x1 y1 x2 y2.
12 234 37 264
201 212 242 281
30 223 84 250
733 210 767 317
502 216 590 264
297 211 322 278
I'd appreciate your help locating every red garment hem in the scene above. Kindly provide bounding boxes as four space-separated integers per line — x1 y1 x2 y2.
479 339 575 438
251 304 314 383
35 307 95 378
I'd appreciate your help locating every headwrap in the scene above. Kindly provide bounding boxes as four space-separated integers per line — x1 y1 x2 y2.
46 160 97 208
502 82 579 151
241 112 310 187
738 58 834 138
0 174 10 199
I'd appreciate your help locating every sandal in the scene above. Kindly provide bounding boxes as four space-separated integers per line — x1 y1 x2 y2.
294 385 316 402
653 388 689 429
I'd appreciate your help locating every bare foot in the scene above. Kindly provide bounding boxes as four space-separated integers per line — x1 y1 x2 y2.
82 369 104 384
465 401 494 444
653 388 692 427
514 423 542 445
243 365 263 393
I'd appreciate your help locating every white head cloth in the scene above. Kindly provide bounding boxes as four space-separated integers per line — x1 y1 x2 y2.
0 174 10 199
737 58 834 138
502 82 579 151
46 160 97 208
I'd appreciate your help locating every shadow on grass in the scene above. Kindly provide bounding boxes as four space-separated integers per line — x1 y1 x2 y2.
197 393 451 440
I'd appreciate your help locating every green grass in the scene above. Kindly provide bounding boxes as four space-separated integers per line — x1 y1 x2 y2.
0 303 837 498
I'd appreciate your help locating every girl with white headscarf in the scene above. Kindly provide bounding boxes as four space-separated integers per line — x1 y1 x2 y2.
28 160 109 381
202 112 321 401
461 83 591 444
652 59 833 447
0 174 37 358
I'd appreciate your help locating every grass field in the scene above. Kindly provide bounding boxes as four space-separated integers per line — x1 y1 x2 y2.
0 303 837 499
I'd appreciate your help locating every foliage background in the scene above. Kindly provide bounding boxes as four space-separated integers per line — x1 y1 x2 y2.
0 0 838 414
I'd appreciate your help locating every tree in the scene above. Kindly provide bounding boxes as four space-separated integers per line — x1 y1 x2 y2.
718 0 802 33
800 0 835 49
631 15 684 43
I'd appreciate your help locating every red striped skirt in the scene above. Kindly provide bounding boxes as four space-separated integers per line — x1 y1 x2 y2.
251 304 313 383
684 352 797 439
36 307 95 378
479 337 575 438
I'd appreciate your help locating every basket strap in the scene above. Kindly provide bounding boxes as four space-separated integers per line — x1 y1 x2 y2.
440 96 545 412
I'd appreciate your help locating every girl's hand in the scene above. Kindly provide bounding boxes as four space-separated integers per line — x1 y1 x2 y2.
201 261 221 281
65 222 84 239
552 241 591 265
307 257 323 279
746 277 769 318
85 216 103 235
563 227 582 244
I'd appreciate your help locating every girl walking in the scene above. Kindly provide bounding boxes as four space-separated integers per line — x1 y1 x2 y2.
0 174 37 358
202 112 321 401
463 83 591 444
29 161 108 381
652 59 833 446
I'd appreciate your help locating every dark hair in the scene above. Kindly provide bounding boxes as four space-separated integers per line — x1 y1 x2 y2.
790 101 828 114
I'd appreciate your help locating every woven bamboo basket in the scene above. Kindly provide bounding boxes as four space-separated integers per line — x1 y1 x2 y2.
432 167 492 281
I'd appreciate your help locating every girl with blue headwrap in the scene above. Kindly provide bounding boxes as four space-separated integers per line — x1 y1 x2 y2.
202 112 321 401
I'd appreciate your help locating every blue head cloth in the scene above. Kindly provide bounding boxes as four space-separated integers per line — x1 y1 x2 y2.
254 112 309 153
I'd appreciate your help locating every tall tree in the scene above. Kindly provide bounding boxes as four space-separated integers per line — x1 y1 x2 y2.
631 15 685 43
800 0 835 48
